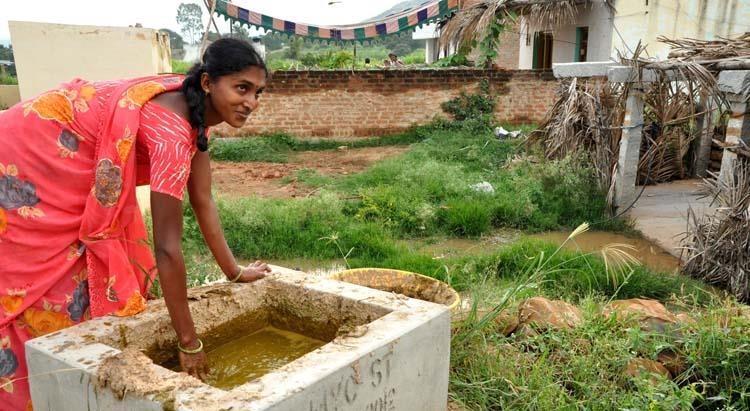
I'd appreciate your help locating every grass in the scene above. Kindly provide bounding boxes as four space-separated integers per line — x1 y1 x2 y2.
0 75 17 85
447 232 745 411
175 108 750 409
209 128 429 163
171 59 192 75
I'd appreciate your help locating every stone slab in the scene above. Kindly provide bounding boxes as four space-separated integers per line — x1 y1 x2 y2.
26 267 451 411
717 70 750 97
628 180 714 259
552 61 615 78
607 66 658 84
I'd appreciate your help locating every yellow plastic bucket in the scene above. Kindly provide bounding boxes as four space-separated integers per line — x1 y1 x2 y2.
330 268 460 311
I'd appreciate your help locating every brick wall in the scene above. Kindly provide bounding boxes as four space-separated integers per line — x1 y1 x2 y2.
495 21 522 69
213 69 558 138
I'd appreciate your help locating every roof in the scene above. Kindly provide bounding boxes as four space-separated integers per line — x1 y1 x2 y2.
214 0 458 43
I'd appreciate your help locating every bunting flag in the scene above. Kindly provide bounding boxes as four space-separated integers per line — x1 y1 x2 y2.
214 0 459 44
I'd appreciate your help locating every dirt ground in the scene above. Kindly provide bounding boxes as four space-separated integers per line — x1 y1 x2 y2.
211 146 409 198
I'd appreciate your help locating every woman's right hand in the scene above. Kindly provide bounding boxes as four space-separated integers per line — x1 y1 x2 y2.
234 261 271 283
179 350 210 381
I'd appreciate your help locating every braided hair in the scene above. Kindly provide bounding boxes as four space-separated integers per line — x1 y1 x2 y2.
182 38 267 152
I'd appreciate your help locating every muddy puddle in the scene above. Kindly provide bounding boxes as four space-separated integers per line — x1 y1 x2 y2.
202 325 325 390
253 231 677 281
528 231 680 273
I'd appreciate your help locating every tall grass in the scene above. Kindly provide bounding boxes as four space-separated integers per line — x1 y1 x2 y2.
0 75 17 85
209 128 429 163
448 230 743 411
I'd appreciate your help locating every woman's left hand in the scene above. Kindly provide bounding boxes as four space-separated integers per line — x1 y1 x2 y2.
234 261 271 283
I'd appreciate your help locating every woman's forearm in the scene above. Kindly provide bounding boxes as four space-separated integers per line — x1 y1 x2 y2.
192 198 238 278
156 248 198 347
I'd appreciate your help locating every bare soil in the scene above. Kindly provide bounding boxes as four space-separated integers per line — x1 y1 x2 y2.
211 146 409 198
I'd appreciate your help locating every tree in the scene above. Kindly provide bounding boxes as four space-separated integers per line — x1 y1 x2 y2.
0 45 14 62
160 28 186 59
176 3 203 45
285 37 303 60
229 23 251 40
261 33 285 51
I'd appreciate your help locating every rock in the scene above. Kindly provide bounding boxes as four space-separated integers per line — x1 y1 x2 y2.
452 309 518 336
603 299 678 333
494 126 523 140
470 181 495 194
656 348 687 377
625 358 672 384
516 297 583 333
337 145 349 151
493 310 520 336
674 312 696 326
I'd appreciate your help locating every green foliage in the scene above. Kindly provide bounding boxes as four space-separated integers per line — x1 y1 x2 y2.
0 44 13 62
493 238 711 302
175 2 203 45
433 53 470 67
300 50 353 69
441 80 496 122
171 59 192 75
285 37 303 60
0 75 18 85
209 129 428 162
438 198 493 237
477 20 505 68
260 32 285 51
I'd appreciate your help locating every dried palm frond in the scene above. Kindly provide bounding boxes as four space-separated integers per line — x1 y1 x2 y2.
529 77 624 196
660 33 750 62
439 0 615 51
681 161 750 302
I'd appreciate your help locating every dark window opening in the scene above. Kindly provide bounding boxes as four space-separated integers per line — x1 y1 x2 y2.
575 27 589 62
532 31 553 69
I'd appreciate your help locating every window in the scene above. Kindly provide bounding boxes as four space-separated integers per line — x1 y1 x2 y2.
532 31 553 69
575 27 589 62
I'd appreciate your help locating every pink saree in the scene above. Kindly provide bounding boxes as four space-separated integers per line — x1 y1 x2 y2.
0 75 189 410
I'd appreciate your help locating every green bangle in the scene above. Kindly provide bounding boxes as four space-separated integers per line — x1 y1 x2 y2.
177 338 203 354
230 266 243 283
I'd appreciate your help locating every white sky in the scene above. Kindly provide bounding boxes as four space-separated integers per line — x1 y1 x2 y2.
0 0 405 45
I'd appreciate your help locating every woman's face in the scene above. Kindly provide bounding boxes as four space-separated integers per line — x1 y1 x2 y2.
202 66 267 128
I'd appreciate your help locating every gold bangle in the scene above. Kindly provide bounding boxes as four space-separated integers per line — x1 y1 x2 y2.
177 338 203 354
230 265 243 283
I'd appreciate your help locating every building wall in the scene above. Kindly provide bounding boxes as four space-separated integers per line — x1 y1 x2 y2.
518 1 614 69
494 21 522 69
0 85 20 109
212 69 558 138
9 21 171 100
612 0 750 60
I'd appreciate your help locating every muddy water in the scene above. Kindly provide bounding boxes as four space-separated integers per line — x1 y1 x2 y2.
528 231 680 273
205 326 325 390
256 231 677 277
411 230 679 274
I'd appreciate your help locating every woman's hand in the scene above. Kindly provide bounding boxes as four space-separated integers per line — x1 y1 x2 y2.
179 350 209 381
234 261 271 283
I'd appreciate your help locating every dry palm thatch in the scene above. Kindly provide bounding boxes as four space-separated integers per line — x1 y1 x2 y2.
439 0 614 51
637 74 702 185
528 77 625 203
681 162 750 302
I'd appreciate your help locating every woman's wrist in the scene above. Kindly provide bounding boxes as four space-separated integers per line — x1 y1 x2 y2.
222 262 242 280
179 332 200 349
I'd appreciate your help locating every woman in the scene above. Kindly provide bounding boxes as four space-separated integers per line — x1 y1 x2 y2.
0 37 270 410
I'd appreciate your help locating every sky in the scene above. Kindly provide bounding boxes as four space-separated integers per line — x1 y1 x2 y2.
0 0 406 46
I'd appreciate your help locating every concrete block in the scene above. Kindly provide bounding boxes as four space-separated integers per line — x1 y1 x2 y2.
553 61 615 78
26 266 451 411
607 66 658 84
717 70 750 97
615 90 646 209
